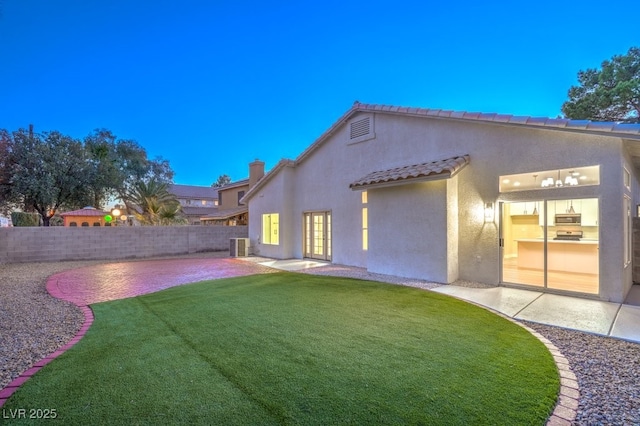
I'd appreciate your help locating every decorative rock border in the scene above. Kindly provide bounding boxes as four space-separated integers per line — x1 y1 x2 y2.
443 297 580 425
0 281 95 408
522 325 580 425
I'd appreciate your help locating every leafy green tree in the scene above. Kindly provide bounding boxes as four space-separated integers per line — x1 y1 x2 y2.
84 129 174 210
212 174 231 188
125 179 185 225
562 47 640 123
1 129 93 226
0 127 176 226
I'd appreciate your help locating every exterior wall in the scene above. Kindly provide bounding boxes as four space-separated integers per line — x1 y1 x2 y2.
219 185 249 210
634 218 640 284
63 215 108 227
368 181 452 282
248 167 295 259
0 226 247 264
248 110 636 302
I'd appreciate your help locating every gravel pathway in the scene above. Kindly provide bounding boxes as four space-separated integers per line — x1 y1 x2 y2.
1 256 639 425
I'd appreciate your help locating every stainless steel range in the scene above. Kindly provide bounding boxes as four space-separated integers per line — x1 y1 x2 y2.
554 213 583 240
554 229 583 241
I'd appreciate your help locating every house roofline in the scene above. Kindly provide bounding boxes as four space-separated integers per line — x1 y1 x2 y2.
241 101 640 202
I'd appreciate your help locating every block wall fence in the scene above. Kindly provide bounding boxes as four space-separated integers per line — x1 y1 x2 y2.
0 226 248 263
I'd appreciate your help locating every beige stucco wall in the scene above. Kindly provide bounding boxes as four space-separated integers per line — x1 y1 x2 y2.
368 180 456 283
248 110 637 302
219 185 248 210
248 166 295 259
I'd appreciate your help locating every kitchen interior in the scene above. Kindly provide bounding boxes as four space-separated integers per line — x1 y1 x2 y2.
501 198 599 294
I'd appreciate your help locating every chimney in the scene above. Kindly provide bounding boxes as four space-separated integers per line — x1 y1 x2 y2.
249 159 265 189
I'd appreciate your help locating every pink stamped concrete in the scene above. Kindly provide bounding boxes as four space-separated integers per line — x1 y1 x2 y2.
0 257 276 407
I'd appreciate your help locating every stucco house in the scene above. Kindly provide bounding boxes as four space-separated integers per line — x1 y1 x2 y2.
201 160 264 226
243 102 640 303
60 207 110 227
168 184 219 225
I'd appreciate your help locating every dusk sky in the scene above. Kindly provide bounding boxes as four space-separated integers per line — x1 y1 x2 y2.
1 0 639 186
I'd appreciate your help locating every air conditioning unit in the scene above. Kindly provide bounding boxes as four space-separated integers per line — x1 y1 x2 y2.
230 238 250 257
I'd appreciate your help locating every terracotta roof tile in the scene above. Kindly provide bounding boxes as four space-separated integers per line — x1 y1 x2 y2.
200 206 248 221
350 155 470 190
169 184 218 199
60 208 108 217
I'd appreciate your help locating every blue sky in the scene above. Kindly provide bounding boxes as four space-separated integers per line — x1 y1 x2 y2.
1 1 638 186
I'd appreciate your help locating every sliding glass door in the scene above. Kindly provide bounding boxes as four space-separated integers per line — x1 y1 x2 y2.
501 199 599 294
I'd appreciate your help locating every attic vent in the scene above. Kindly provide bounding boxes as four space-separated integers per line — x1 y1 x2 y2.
350 117 370 139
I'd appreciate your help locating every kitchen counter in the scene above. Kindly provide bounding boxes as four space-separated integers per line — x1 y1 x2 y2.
516 239 599 274
516 238 599 245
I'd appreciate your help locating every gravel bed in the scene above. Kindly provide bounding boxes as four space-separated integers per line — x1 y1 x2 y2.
524 321 640 425
1 257 639 425
0 260 102 389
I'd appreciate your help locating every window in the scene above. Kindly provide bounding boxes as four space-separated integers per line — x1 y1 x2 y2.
81 222 89 227
500 165 600 193
70 222 77 227
262 213 279 245
214 200 219 206
93 222 101 226
624 167 631 191
201 200 207 206
238 191 245 205
362 191 368 250
625 195 632 266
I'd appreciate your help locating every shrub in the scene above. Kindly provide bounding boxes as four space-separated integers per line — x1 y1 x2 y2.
11 212 41 227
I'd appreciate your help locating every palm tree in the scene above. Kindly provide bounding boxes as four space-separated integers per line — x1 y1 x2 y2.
125 179 186 225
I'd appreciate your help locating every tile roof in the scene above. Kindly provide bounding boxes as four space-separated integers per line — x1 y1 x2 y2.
60 207 108 217
351 102 640 137
169 184 218 199
243 102 640 202
181 206 218 216
350 155 470 190
218 178 249 191
200 206 248 221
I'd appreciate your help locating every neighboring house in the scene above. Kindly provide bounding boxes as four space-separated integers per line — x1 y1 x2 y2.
201 160 264 226
243 101 640 303
168 184 219 225
60 207 110 227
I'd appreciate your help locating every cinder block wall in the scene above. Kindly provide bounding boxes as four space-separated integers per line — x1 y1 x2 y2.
0 226 248 263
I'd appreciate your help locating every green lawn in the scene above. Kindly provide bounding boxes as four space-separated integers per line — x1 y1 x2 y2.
4 272 559 425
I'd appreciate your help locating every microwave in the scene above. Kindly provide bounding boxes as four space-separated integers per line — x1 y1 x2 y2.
555 213 581 225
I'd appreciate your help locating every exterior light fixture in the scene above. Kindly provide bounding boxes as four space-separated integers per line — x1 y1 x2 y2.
484 202 495 223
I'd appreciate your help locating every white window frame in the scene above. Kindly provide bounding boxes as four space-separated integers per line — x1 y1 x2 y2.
262 213 279 245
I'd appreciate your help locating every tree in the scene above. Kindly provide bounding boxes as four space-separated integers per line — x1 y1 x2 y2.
0 127 176 226
125 179 185 225
562 47 640 123
84 129 174 211
1 129 93 226
212 174 231 188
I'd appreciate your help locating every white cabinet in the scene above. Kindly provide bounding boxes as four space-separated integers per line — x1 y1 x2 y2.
576 198 598 226
541 201 556 226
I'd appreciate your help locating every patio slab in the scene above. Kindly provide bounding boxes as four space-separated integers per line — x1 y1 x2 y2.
610 305 640 342
514 293 620 336
431 286 542 317
256 259 329 271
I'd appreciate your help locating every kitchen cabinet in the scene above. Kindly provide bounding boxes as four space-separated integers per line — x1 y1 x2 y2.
509 202 534 216
576 198 598 226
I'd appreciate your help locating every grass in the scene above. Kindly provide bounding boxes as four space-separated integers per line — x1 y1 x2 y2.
4 272 559 425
